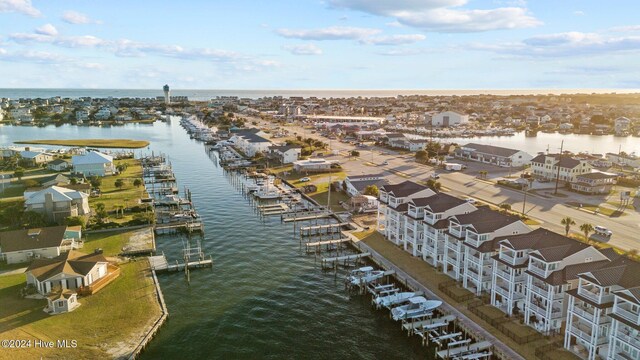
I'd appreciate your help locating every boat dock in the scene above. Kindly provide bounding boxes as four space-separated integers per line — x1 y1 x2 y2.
321 252 370 268
305 238 350 252
148 253 212 273
402 314 456 335
436 340 492 359
282 212 331 223
300 223 349 237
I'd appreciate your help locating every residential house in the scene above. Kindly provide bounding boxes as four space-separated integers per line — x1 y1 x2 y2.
75 110 89 122
24 186 90 224
530 154 592 182
343 174 387 197
564 257 640 360
268 145 302 164
606 153 640 169
48 159 70 171
431 111 469 127
0 226 81 264
46 290 80 315
385 133 428 151
614 117 631 135
26 250 112 295
72 151 115 177
455 143 533 167
377 181 435 246
20 150 55 166
570 172 617 194
229 128 272 157
606 287 640 360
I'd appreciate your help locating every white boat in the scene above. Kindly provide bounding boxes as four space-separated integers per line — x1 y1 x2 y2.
391 296 442 321
374 292 418 309
348 266 385 286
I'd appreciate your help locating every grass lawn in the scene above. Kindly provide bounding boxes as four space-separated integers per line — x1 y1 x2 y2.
14 139 150 149
0 260 161 359
90 159 148 223
0 184 25 199
83 230 133 257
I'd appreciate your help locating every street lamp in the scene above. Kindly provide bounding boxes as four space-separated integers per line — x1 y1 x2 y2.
522 178 534 215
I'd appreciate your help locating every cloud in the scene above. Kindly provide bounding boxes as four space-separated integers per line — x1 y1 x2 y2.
376 47 432 56
469 31 640 57
0 0 40 17
283 44 323 55
609 25 640 33
35 24 58 36
276 26 381 40
360 34 425 45
61 10 101 25
0 49 70 64
573 10 585 16
328 0 541 32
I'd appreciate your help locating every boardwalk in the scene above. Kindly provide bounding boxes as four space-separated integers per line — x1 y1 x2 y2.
353 240 525 360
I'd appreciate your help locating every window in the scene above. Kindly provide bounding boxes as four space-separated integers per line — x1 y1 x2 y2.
58 301 64 307
585 257 592 262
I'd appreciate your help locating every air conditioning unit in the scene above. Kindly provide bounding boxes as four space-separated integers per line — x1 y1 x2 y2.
34 254 41 259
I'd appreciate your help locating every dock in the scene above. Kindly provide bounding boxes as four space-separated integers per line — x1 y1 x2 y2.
282 213 331 223
321 252 370 267
300 223 348 236
436 340 491 359
148 254 212 272
305 238 350 252
402 314 456 334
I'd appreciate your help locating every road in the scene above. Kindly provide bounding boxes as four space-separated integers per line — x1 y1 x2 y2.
254 117 640 252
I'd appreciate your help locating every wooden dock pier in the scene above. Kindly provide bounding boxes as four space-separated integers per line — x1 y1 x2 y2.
321 252 370 267
148 254 212 272
436 340 491 359
299 223 348 236
305 238 350 252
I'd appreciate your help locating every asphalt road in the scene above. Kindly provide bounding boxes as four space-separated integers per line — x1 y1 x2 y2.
254 118 640 252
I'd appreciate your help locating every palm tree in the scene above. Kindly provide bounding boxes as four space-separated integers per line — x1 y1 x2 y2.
561 217 576 236
580 223 594 241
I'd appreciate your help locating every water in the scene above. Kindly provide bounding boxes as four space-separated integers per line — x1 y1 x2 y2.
0 88 637 101
0 121 429 359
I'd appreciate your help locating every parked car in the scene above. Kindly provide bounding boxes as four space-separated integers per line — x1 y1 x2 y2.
381 161 389 166
430 173 440 179
594 226 613 237
465 197 476 204
299 177 311 182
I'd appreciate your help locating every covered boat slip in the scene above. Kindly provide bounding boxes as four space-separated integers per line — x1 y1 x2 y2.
436 340 492 359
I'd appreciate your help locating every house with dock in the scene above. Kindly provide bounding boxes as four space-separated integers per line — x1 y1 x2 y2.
72 151 115 177
343 174 387 197
229 128 272 157
268 145 301 164
0 225 81 264
377 181 435 246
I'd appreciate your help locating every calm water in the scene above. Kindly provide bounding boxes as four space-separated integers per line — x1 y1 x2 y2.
1 88 638 100
0 121 430 359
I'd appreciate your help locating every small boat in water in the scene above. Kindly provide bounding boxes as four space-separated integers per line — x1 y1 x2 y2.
391 296 442 321
374 292 418 309
347 266 385 286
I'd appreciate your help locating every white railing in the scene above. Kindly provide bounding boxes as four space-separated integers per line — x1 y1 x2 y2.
530 283 550 298
495 267 512 280
572 306 596 322
578 288 602 303
616 331 640 349
570 325 608 345
613 307 640 325
528 265 547 278
495 285 511 298
500 252 516 264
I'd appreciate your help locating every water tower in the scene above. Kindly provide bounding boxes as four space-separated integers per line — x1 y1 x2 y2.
163 84 170 104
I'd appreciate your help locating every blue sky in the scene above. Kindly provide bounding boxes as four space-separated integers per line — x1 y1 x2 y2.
0 0 639 89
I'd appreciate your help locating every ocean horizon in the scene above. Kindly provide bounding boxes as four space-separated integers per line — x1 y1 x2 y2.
1 88 639 101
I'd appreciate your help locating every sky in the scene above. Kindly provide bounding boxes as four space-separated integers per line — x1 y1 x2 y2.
0 0 640 90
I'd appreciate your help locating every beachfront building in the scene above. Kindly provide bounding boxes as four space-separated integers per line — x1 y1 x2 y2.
457 209 531 295
268 145 301 164
0 226 82 264
564 257 640 360
431 111 469 127
455 143 533 168
26 250 112 295
292 158 340 173
72 151 115 177
570 172 618 194
24 186 90 224
607 288 640 360
421 194 476 267
343 174 386 197
377 181 434 246
530 154 592 182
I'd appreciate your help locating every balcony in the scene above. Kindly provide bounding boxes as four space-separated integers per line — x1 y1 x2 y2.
615 330 640 349
449 225 463 239
528 264 547 278
465 232 482 248
423 212 437 225
495 267 512 280
494 284 511 298
408 208 424 219
573 306 597 322
570 324 608 345
613 307 640 325
577 287 611 304
467 253 483 267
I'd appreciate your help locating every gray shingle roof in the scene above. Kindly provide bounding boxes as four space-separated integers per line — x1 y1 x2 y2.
380 180 429 197
0 226 67 253
460 143 523 158
452 207 523 234
410 193 467 212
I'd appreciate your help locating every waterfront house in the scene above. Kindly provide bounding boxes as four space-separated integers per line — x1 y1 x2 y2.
403 193 476 260
570 172 617 194
431 111 469 127
292 158 340 173
343 174 387 197
268 145 301 164
24 186 90 224
229 128 272 157
614 117 631 135
37 174 71 188
606 152 640 169
530 153 592 182
385 133 428 151
455 143 533 168
72 151 115 177
0 226 81 264
564 257 640 360
377 181 435 246
47 158 70 171
606 287 640 360
26 250 116 296
75 109 89 122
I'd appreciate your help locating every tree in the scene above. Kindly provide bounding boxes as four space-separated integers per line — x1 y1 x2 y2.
70 177 78 185
426 179 441 191
133 178 142 187
114 179 124 189
561 216 576 236
22 179 39 188
415 150 428 163
13 167 24 180
89 176 102 188
580 223 594 241
116 163 128 173
65 216 86 229
499 203 512 211
350 150 360 157
95 202 108 223
21 210 47 228
363 185 379 197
